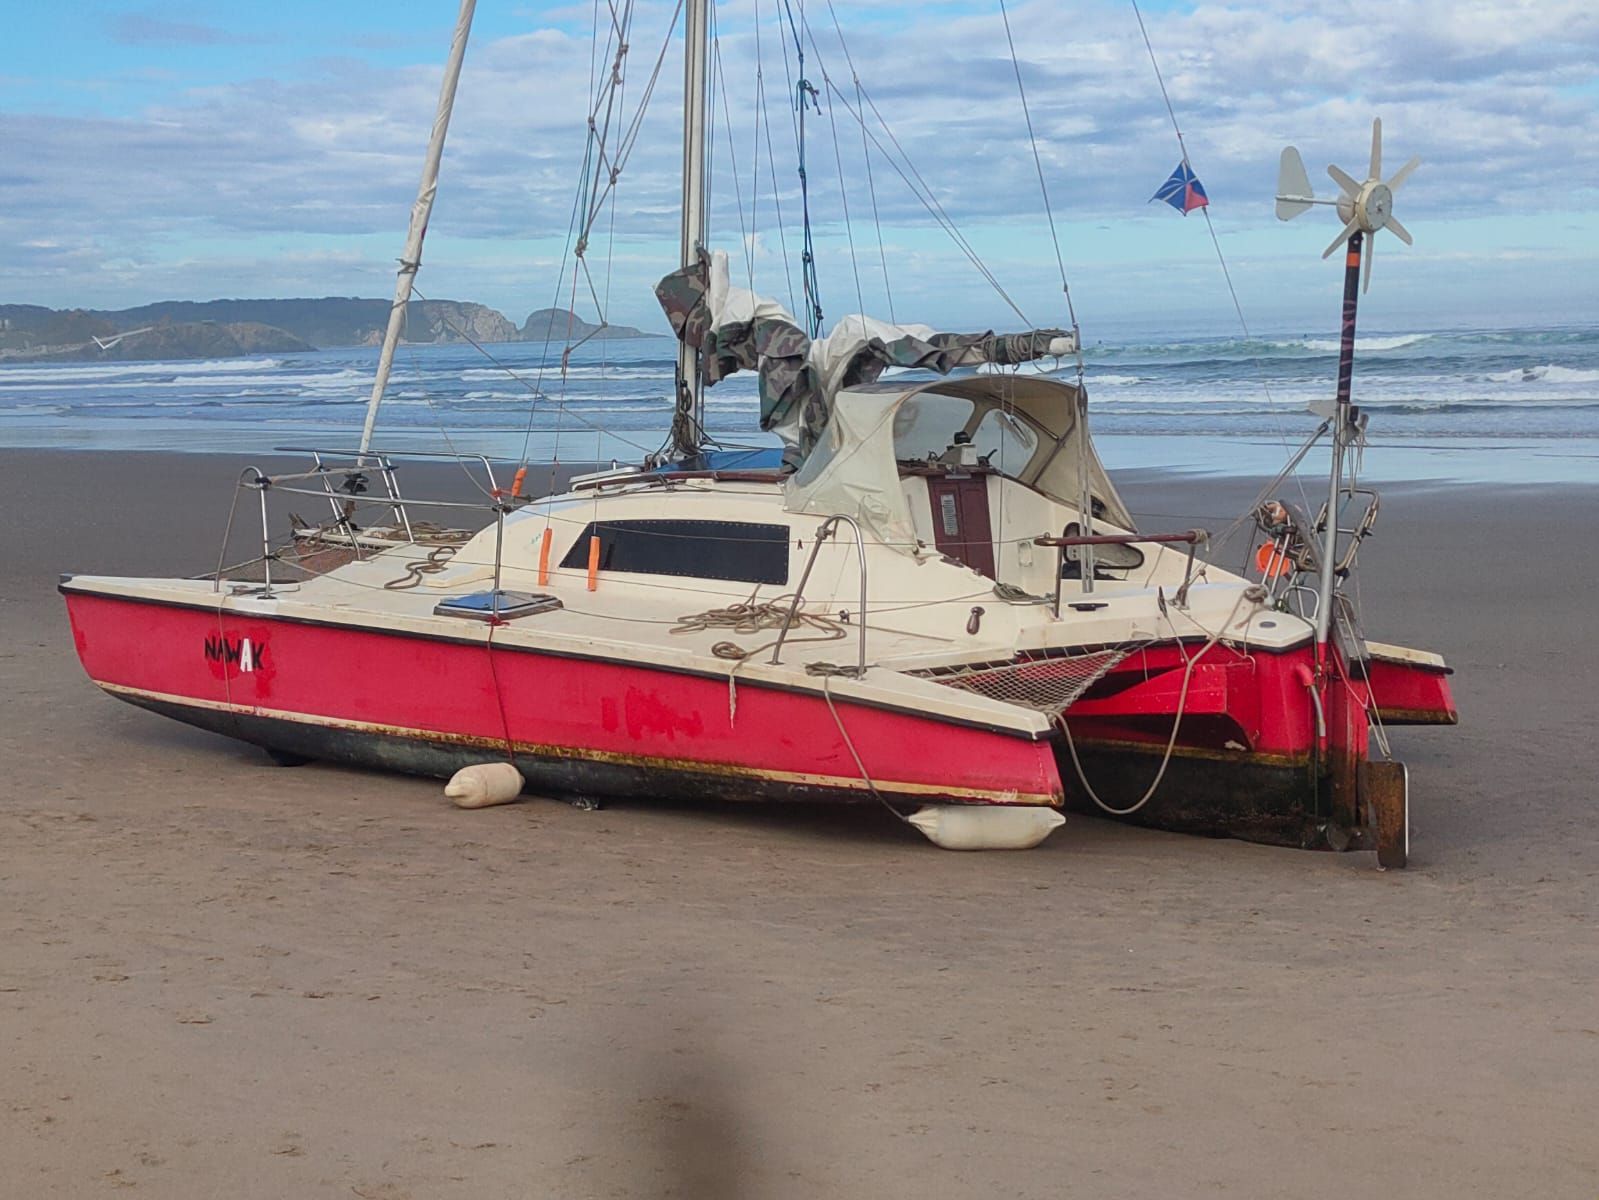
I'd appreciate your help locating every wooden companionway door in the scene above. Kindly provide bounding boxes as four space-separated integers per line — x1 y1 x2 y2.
927 475 996 578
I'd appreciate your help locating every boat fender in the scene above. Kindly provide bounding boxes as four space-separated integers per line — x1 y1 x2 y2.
445 762 525 809
908 805 1065 851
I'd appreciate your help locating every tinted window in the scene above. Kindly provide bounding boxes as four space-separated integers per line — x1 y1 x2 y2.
558 519 790 584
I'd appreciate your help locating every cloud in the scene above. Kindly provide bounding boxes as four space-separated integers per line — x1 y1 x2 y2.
109 13 261 47
4 0 1598 325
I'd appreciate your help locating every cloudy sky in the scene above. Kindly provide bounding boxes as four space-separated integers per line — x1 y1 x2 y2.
4 0 1597 336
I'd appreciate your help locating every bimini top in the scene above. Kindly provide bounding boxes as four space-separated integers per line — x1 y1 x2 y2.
783 374 1133 555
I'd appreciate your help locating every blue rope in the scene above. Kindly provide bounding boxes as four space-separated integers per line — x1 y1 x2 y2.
781 0 824 337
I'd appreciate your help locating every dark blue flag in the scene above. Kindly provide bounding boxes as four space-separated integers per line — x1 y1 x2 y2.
1152 161 1209 214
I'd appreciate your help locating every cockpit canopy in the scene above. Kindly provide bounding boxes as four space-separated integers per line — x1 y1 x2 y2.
784 374 1132 554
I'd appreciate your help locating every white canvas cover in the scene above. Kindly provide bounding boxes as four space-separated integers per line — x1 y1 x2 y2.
785 387 920 552
784 375 1133 555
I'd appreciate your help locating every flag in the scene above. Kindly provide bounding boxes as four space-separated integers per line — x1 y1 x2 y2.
1152 161 1209 214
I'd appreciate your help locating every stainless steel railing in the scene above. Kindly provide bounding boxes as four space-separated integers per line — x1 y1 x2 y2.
213 448 510 600
770 515 869 678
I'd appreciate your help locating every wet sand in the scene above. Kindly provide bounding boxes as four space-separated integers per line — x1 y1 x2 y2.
2 448 1596 1198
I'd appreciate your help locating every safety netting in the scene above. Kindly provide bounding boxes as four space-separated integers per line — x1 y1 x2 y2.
912 648 1127 715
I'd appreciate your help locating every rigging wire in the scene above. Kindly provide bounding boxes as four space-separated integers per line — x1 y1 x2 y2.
513 137 593 471
790 0 867 319
780 0 826 336
590 10 630 527
821 0 893 322
801 28 1030 326
409 286 658 456
857 74 894 323
1128 0 1311 515
709 12 755 287
819 52 866 319
994 0 1087 568
506 0 682 472
997 0 1082 370
753 0 798 314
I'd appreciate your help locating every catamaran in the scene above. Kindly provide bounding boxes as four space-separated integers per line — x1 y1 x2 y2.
61 0 1454 857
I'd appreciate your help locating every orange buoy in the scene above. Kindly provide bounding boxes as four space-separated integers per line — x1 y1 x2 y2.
511 466 528 498
1255 541 1292 579
586 534 600 591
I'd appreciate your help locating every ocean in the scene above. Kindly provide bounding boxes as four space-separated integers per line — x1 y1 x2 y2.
3 324 1597 484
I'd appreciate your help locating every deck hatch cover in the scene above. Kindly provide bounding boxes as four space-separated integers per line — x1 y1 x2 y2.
559 519 790 585
434 591 564 621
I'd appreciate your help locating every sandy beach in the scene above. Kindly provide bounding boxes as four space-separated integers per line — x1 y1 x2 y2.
2 447 1596 1197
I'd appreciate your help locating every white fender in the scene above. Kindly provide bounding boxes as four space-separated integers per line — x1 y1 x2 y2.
445 762 525 809
908 805 1065 851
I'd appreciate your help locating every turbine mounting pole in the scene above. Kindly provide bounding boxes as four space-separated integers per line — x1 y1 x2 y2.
1315 229 1364 657
1276 117 1421 844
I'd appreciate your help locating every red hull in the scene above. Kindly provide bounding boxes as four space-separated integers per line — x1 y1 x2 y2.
1362 653 1458 725
1068 640 1320 762
63 589 1063 807
62 582 1454 848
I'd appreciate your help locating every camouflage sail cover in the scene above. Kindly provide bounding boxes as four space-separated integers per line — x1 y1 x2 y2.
656 250 1079 467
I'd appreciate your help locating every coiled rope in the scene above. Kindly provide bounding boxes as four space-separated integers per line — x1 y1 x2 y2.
383 545 459 591
672 590 851 723
671 592 847 661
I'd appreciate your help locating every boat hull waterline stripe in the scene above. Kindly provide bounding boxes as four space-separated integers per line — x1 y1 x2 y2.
98 682 1060 806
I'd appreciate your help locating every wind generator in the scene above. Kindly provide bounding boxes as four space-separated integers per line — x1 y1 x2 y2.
1276 117 1420 293
1273 117 1421 641
1271 119 1421 864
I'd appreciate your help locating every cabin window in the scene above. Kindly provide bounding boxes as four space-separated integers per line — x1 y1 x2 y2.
892 393 975 462
891 393 1042 476
558 519 790 584
971 408 1038 472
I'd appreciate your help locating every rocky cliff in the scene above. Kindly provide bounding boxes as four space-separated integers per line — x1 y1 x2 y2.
373 301 520 346
520 307 658 342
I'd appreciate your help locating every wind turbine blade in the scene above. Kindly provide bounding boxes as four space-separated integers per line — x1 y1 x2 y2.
1388 155 1421 191
1370 117 1382 179
1328 163 1362 196
1276 146 1315 219
1322 218 1360 259
1363 231 1375 293
1386 216 1414 246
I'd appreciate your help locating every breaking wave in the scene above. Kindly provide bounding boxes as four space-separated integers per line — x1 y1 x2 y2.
1298 334 1432 353
0 357 287 384
1486 364 1599 385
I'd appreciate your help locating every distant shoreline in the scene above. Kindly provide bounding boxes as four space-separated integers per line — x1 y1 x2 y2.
0 298 666 364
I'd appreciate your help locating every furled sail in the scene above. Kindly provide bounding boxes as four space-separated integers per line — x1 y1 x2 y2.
656 250 1079 466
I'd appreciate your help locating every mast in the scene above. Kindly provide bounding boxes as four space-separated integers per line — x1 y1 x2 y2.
670 0 711 459
358 0 478 456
